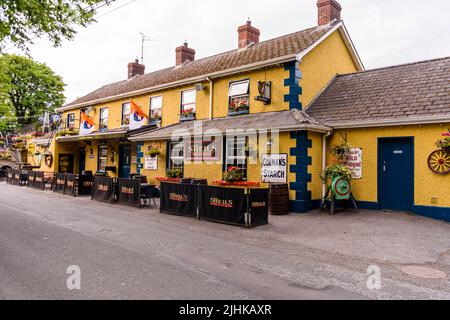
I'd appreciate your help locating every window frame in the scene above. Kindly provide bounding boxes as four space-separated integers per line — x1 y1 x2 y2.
149 96 163 123
99 108 109 131
66 113 76 129
121 102 131 126
180 89 196 121
167 141 185 176
97 145 108 173
223 135 248 181
228 79 250 116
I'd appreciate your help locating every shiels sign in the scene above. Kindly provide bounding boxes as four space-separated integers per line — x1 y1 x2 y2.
261 154 287 183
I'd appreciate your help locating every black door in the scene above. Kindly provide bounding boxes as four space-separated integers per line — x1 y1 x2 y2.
379 138 414 211
79 149 86 175
119 144 131 178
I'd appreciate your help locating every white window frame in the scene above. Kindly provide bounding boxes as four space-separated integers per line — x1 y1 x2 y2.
181 89 196 113
224 136 248 180
99 108 109 130
150 96 163 119
228 80 250 98
67 113 76 129
121 102 130 126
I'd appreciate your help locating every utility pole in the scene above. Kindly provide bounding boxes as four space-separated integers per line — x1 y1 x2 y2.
140 33 158 64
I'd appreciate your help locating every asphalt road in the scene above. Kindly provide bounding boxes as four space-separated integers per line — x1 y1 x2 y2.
0 184 449 300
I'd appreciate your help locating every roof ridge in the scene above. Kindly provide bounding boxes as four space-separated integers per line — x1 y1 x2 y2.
335 55 450 78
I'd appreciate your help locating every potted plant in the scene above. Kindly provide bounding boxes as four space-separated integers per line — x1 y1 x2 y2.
55 128 79 138
436 129 450 153
321 163 353 184
149 113 162 126
229 99 250 115
146 144 161 158
167 168 183 179
223 166 244 183
330 134 353 161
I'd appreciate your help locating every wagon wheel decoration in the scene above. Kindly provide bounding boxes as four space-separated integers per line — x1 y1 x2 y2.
428 150 450 174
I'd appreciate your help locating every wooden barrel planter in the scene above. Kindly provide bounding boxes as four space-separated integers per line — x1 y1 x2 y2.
269 183 290 215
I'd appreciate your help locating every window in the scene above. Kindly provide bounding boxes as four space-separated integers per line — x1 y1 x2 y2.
67 113 76 129
98 145 108 172
168 141 184 174
149 96 163 123
224 136 247 180
180 89 196 121
99 108 109 131
122 102 130 126
228 80 250 116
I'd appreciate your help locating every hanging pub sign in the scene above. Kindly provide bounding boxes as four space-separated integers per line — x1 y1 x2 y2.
185 137 221 162
255 81 271 105
144 156 158 170
344 148 363 179
261 154 287 183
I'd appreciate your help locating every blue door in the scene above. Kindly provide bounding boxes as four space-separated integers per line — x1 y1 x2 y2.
119 144 131 178
379 138 414 211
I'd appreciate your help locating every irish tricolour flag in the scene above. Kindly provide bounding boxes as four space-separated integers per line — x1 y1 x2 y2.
129 99 148 130
79 111 95 136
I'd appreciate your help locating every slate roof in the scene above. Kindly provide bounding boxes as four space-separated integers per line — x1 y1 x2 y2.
65 24 334 108
306 57 450 126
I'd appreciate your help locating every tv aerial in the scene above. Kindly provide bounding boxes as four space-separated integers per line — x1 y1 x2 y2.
140 33 158 64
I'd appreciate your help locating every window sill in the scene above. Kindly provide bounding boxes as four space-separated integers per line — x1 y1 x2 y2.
228 109 250 116
180 115 196 122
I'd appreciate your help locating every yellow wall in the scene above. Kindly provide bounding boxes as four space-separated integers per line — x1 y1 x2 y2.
301 30 358 109
328 124 450 208
308 131 324 201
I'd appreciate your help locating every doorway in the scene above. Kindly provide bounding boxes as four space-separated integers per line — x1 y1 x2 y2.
78 148 86 175
119 144 132 178
378 137 414 211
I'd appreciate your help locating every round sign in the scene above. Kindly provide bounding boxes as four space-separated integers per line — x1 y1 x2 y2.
332 177 352 200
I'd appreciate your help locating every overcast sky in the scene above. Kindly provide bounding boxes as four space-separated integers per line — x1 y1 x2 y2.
5 0 450 104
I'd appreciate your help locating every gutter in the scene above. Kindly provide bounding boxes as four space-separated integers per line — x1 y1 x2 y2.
321 130 332 205
57 54 300 112
128 123 332 142
327 115 450 129
207 77 213 120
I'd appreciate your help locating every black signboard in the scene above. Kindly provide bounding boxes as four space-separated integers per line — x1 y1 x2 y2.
65 174 77 196
117 178 141 208
53 173 66 194
27 171 36 188
78 175 93 196
160 182 198 217
34 172 45 190
248 188 269 227
199 185 247 226
92 176 116 203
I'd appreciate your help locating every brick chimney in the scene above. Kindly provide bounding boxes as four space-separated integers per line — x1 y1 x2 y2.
238 20 260 49
176 42 196 66
317 0 342 26
128 58 145 79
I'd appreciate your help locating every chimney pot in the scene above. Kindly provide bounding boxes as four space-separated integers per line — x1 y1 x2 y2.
238 20 260 49
317 0 342 26
176 42 196 66
128 59 145 79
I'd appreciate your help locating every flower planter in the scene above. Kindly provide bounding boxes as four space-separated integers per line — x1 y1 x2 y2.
229 109 250 116
180 114 196 122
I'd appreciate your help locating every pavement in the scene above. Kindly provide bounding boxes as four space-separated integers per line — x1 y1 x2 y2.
0 183 449 300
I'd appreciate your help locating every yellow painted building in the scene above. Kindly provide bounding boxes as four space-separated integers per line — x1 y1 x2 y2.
47 0 449 221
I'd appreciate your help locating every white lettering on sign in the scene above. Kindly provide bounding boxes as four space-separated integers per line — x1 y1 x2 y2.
261 154 287 183
144 156 158 170
393 150 403 155
344 148 363 180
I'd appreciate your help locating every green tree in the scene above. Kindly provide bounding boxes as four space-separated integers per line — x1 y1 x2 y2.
0 54 65 130
0 0 113 51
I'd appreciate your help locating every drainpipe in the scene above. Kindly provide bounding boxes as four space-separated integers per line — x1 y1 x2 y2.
322 130 332 205
207 77 213 120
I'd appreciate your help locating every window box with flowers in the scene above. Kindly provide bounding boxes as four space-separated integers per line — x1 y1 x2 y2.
180 108 196 122
228 80 250 116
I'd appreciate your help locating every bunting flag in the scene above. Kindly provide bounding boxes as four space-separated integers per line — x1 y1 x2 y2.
129 99 148 130
80 111 95 136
